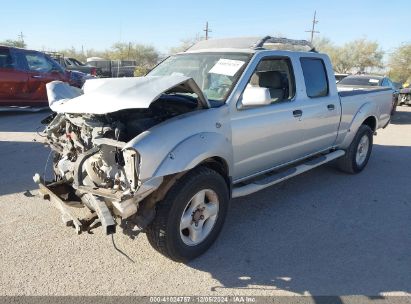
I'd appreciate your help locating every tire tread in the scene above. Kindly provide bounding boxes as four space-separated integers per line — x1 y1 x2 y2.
146 166 227 262
338 124 373 174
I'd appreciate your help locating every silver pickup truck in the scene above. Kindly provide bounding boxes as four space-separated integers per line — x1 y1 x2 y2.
34 36 393 262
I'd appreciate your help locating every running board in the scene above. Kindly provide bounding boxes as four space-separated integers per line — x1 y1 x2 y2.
232 150 345 198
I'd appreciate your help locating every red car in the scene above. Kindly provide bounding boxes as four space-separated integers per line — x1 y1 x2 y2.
0 46 70 106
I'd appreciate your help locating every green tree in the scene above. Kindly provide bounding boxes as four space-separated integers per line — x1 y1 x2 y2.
134 66 149 77
169 37 201 54
313 37 383 73
346 38 383 72
313 37 353 73
1 39 26 48
58 47 87 62
388 43 411 83
106 42 159 69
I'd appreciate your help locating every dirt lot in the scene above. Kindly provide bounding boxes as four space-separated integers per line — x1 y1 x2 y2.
0 107 410 297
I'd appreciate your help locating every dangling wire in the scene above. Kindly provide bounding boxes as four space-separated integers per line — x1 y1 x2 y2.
43 150 52 183
35 125 47 138
111 234 135 263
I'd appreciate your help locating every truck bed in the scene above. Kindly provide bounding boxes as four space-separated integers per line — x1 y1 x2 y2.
337 86 393 135
337 86 392 97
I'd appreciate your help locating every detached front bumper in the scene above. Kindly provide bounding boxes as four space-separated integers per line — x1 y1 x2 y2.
33 173 86 234
32 173 163 235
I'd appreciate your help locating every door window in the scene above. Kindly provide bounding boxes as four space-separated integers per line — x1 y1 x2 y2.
300 58 329 98
25 53 53 72
244 57 295 104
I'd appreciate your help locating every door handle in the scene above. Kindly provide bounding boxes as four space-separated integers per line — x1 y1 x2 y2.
327 104 335 110
31 75 43 79
293 109 303 117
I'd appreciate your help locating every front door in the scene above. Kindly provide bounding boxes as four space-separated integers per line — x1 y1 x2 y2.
18 51 66 105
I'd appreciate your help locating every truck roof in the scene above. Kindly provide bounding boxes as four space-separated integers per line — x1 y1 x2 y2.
0 45 41 53
185 36 316 54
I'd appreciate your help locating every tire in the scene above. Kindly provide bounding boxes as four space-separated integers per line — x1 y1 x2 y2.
337 125 373 174
391 99 398 116
146 166 229 262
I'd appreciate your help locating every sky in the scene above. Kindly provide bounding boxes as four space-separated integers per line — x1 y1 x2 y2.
1 0 410 56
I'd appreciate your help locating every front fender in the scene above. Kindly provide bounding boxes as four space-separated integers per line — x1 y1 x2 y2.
340 102 378 149
153 132 233 178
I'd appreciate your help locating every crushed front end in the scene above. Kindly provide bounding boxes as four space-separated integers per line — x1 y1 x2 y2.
34 111 161 235
33 77 206 235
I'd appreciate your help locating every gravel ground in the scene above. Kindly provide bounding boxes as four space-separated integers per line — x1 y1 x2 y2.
0 107 410 297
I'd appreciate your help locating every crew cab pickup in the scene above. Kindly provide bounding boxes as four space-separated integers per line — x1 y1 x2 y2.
34 36 393 262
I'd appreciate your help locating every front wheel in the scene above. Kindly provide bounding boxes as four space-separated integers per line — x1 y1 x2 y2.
146 167 229 262
337 125 373 174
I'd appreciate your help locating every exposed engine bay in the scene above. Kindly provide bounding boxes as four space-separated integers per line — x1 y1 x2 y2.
40 93 200 233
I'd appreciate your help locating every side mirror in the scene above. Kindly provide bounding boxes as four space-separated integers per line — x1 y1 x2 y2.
241 86 271 107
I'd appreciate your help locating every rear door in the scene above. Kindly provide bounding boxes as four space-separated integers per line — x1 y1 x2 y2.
296 57 341 153
0 48 29 106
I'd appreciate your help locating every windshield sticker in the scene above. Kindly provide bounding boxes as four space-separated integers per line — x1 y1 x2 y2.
209 59 245 76
369 79 379 83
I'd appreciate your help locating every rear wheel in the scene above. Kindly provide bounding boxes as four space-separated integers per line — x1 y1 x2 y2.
337 125 373 174
146 167 229 262
391 98 399 115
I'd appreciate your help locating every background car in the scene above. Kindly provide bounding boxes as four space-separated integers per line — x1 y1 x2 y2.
338 74 399 114
86 57 137 77
0 46 70 106
47 53 101 76
398 87 411 106
334 73 349 83
68 70 94 88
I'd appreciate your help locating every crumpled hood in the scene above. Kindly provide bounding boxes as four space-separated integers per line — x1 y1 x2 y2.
46 75 209 114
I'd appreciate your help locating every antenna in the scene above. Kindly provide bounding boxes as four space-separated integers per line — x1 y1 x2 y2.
305 11 319 43
18 31 25 45
203 22 212 40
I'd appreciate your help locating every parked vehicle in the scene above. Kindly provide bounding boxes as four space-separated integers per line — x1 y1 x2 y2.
86 58 137 77
393 82 402 90
334 73 349 83
338 74 399 115
0 46 70 106
34 36 393 262
68 70 94 88
47 53 101 76
398 87 411 106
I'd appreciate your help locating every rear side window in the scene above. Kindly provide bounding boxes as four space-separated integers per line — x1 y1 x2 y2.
300 58 329 98
0 48 14 69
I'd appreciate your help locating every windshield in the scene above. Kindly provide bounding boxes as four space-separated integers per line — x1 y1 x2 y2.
148 52 251 102
69 58 86 66
339 76 381 87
